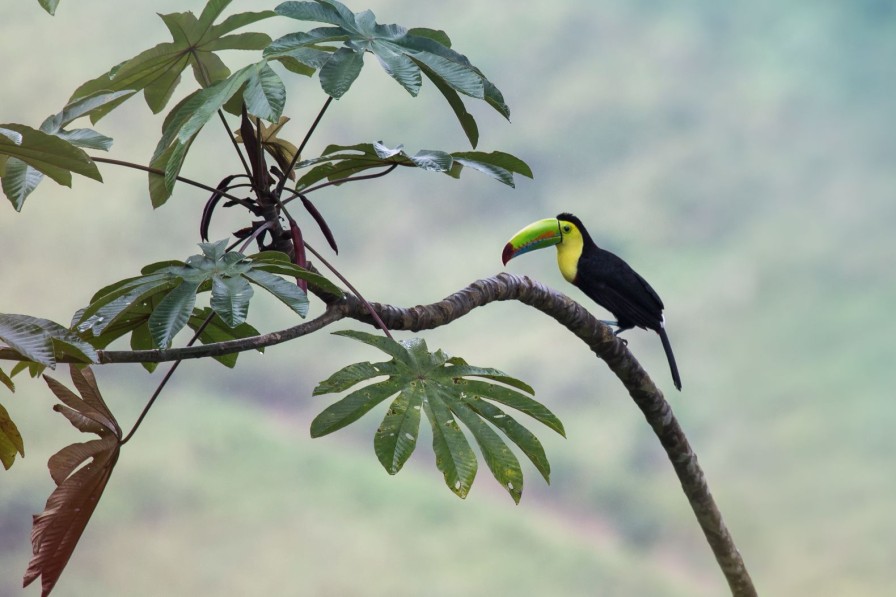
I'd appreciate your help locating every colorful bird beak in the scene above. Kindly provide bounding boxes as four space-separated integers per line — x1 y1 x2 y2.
502 218 562 265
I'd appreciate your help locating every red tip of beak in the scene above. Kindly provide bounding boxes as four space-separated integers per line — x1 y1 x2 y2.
501 243 514 266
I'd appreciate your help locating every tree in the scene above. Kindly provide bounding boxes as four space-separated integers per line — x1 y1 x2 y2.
1 1 755 595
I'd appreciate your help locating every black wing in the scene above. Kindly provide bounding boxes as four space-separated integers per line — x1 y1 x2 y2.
574 247 665 331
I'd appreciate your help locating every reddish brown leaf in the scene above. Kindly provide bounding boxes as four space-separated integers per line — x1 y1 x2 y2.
25 366 121 596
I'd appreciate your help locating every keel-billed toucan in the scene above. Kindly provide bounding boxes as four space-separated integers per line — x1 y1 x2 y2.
502 213 682 391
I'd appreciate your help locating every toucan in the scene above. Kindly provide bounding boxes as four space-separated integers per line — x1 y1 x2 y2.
502 213 682 391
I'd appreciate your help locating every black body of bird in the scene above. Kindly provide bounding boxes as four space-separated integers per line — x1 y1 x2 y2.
503 212 682 391
561 213 681 390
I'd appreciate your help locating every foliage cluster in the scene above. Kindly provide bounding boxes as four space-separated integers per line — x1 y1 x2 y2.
0 1 552 594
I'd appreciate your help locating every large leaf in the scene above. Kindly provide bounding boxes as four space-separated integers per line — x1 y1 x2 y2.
294 142 532 190
68 0 275 121
24 366 121 596
0 314 98 369
73 244 341 350
267 0 510 146
311 330 564 503
0 124 101 211
0 401 25 470
148 61 285 206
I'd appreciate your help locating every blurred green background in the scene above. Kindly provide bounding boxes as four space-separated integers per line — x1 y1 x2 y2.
2 0 894 595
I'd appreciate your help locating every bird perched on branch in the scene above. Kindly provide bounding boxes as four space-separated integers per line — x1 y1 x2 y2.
502 213 681 391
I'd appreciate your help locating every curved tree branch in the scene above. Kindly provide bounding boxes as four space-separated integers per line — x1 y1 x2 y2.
1 273 755 595
341 273 757 597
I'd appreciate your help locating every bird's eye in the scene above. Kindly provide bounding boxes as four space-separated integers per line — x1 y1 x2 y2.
563 225 571 233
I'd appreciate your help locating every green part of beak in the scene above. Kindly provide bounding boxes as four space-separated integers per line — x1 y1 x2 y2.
502 218 562 265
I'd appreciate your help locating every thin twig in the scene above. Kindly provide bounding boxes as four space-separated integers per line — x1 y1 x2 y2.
120 312 215 445
303 241 393 339
218 109 252 177
275 96 334 199
283 164 399 206
90 156 246 204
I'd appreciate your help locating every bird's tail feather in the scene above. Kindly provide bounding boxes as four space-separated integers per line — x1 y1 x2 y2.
658 327 682 391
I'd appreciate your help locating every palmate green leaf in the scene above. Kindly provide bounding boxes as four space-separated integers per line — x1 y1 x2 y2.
294 142 531 190
311 330 564 502
74 245 336 350
68 0 275 121
0 124 101 211
0 314 98 369
0 401 25 470
267 0 509 147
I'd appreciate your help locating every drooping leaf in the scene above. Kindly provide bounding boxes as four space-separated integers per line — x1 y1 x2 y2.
448 393 524 502
267 0 509 146
425 386 477 499
0 314 98 369
373 381 424 474
24 366 121 596
0 91 125 209
148 60 286 206
0 124 101 210
449 150 534 188
311 330 564 502
68 0 275 120
0 157 45 211
293 142 532 191
0 401 25 470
